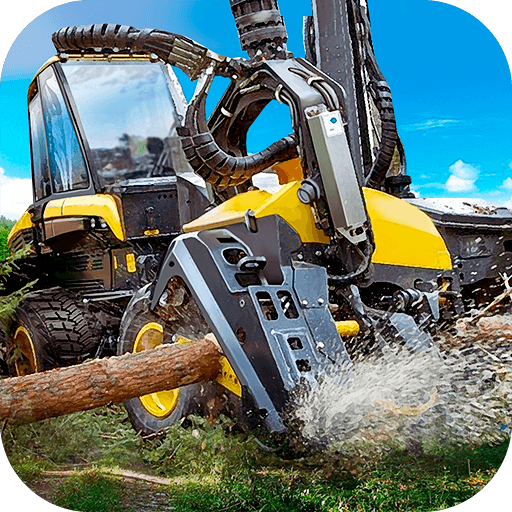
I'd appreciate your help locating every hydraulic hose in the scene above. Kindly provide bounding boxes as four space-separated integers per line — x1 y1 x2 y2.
179 72 298 188
356 4 404 189
52 24 224 80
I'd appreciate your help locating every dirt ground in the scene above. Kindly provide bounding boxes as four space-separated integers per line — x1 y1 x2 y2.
26 469 179 511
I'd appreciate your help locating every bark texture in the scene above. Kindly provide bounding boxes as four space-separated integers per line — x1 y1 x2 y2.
0 337 222 423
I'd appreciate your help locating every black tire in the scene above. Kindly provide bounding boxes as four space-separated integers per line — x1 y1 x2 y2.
118 284 200 435
7 287 101 375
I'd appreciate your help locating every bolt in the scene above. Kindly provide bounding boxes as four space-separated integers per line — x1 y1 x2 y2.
317 298 325 306
297 179 320 204
239 299 245 308
315 250 322 257
316 342 325 350
297 253 304 260
301 299 309 308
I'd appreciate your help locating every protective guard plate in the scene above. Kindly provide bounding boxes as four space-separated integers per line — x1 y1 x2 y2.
151 215 351 432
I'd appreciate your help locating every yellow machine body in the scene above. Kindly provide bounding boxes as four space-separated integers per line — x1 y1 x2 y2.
43 195 125 241
362 188 452 270
8 194 126 253
183 181 452 271
7 211 34 247
184 181 330 244
10 179 452 275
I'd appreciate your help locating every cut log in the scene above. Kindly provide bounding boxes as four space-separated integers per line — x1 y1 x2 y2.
0 337 222 423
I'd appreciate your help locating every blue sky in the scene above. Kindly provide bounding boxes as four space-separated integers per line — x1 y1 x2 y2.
0 0 511 219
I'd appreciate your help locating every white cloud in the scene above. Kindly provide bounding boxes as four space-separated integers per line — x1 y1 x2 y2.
501 197 512 210
0 168 32 220
445 160 479 193
401 119 460 132
501 177 512 190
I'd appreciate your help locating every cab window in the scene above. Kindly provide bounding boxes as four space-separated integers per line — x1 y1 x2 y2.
62 61 181 187
29 92 52 201
39 66 89 193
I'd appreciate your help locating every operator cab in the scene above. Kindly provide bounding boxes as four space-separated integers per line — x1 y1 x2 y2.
25 55 208 244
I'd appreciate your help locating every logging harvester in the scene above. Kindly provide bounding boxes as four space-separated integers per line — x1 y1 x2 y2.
2 0 512 449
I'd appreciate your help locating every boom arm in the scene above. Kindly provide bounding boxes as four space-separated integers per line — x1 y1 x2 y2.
306 0 411 195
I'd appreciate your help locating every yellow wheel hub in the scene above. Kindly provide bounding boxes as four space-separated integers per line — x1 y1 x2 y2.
13 326 38 376
133 322 180 418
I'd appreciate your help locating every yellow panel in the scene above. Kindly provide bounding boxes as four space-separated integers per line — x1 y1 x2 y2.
44 194 125 241
216 356 243 397
253 181 330 244
364 188 452 270
43 199 65 219
335 320 360 337
183 181 450 268
7 210 34 245
183 181 329 244
126 253 137 273
183 189 271 233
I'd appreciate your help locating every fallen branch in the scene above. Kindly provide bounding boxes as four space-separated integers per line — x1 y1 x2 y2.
468 273 512 325
42 468 175 486
0 337 222 423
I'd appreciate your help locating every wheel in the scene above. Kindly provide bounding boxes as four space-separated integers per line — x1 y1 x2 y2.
7 287 101 376
118 283 204 435
0 327 9 376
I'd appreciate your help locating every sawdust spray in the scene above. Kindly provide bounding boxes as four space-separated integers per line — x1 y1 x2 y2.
292 316 512 456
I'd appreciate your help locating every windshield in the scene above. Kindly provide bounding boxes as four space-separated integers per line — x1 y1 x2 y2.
62 61 184 187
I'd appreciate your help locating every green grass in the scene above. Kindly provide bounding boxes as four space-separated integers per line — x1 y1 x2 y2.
2 404 509 512
53 470 127 512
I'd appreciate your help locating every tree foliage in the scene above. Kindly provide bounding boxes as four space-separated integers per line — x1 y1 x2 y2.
0 216 15 261
0 222 34 372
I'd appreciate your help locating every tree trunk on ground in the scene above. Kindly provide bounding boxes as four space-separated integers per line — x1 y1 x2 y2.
0 337 222 423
